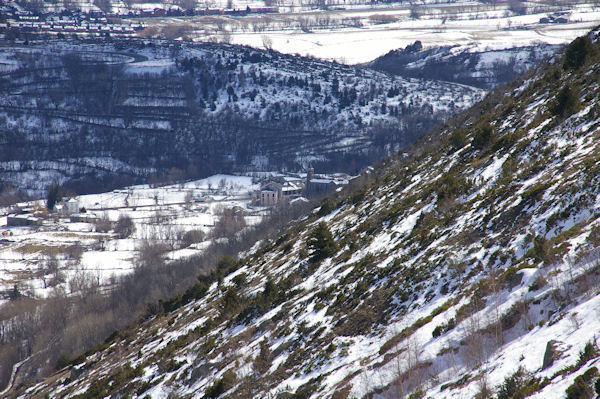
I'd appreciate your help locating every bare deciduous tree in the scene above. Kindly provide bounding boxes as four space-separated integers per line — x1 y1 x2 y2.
115 214 135 239
508 0 527 15
262 35 273 51
462 306 484 368
221 30 232 44
213 207 246 238
136 240 169 270
182 229 206 248
184 190 194 209
94 214 112 233
410 5 421 20
488 268 503 347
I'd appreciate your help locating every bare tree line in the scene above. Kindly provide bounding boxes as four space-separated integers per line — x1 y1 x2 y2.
154 0 587 41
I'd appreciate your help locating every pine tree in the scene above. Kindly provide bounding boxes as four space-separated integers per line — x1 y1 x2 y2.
307 222 338 263
551 84 580 118
471 122 494 150
563 35 597 70
46 183 62 211
254 338 272 374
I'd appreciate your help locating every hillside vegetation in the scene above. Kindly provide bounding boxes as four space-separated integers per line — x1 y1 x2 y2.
11 30 600 399
0 38 482 196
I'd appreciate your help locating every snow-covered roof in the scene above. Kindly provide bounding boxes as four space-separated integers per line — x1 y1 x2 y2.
309 178 334 184
290 197 309 204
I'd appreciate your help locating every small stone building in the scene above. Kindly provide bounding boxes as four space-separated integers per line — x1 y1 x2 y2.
260 182 282 206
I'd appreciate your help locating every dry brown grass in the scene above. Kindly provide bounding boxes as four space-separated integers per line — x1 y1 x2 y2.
53 232 88 238
16 243 67 255
368 14 398 24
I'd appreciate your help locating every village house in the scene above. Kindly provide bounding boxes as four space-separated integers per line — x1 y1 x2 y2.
281 180 303 198
5 203 45 227
7 213 41 227
304 168 351 197
66 198 79 214
258 179 305 206
259 182 282 206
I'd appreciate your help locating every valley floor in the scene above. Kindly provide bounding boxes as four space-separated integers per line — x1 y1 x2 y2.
138 2 600 63
0 174 265 304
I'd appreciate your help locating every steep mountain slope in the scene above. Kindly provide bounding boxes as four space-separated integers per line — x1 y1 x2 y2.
0 38 483 196
13 32 600 399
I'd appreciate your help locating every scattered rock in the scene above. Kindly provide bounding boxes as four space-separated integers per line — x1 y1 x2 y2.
543 339 562 369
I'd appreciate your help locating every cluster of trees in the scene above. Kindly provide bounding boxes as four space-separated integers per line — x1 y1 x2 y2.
115 214 135 238
563 35 597 71
46 184 63 211
213 207 246 238
549 35 598 119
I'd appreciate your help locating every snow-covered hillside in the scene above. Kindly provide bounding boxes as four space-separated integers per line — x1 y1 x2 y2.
0 39 483 196
370 43 560 89
12 29 600 399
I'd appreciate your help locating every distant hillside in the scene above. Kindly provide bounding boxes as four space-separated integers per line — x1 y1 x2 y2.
0 38 483 196
370 42 559 89
13 30 600 399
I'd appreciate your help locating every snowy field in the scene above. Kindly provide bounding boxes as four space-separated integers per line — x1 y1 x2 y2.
233 8 600 63
231 20 600 64
138 2 600 63
0 174 265 302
